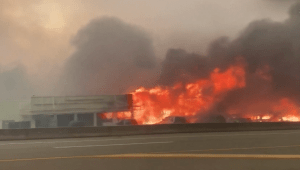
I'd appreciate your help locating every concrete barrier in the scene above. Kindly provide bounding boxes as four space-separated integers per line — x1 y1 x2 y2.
1 122 300 141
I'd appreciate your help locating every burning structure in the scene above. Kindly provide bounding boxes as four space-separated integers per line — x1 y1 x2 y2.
108 3 300 125
34 2 300 126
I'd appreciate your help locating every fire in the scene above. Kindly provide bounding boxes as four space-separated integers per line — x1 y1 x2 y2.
102 59 300 125
246 98 300 122
273 98 300 122
262 115 271 120
101 112 132 120
128 60 246 124
282 116 299 122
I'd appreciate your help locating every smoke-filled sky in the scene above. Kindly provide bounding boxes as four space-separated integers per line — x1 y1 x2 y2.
0 0 298 105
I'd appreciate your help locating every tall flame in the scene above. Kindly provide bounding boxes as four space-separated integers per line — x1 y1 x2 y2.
106 58 300 124
128 60 246 124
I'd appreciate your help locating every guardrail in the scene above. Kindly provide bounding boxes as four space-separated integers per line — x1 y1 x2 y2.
1 122 300 141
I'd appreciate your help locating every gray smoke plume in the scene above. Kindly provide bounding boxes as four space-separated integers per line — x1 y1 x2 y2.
0 65 34 101
59 17 159 95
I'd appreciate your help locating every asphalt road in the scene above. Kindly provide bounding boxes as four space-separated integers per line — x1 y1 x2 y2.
1 130 300 170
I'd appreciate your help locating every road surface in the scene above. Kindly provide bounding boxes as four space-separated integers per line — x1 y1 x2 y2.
1 129 300 170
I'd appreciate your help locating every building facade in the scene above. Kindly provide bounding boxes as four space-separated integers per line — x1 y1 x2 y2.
20 94 133 128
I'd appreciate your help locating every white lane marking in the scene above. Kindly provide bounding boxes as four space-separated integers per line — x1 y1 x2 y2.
0 140 80 146
1 130 300 146
151 144 300 154
53 141 173 149
93 153 300 159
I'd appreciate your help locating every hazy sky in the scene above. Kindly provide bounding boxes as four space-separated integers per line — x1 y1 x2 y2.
0 0 297 97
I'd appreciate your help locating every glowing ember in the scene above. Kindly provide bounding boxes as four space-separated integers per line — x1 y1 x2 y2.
262 115 271 120
282 116 299 122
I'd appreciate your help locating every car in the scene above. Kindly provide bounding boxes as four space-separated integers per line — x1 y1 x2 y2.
159 116 187 124
117 119 138 126
68 121 87 127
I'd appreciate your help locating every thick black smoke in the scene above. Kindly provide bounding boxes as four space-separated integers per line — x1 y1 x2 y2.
157 2 300 119
213 2 300 114
58 3 300 121
59 17 159 95
157 49 210 86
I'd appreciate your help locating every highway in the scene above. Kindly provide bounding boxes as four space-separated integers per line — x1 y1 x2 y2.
1 130 300 170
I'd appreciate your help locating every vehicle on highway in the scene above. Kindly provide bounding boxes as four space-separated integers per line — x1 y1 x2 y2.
206 115 227 123
159 116 187 124
117 119 138 126
227 117 252 123
101 119 138 126
68 121 87 127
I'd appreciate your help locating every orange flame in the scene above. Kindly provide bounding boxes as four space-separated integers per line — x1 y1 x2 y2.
129 60 246 124
103 60 300 124
248 98 300 122
273 98 300 122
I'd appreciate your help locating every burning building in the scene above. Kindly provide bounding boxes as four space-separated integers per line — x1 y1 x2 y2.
108 2 300 125
42 3 300 126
